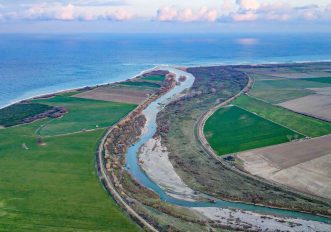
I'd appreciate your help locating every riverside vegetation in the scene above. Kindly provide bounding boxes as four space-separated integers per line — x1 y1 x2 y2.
156 65 331 216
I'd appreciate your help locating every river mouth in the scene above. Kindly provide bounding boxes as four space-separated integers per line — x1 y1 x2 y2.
125 66 331 224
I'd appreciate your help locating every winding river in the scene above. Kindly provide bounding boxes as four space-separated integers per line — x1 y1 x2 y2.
125 66 331 224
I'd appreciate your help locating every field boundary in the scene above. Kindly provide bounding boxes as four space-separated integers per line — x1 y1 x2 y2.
233 104 307 138
248 92 331 125
195 73 331 208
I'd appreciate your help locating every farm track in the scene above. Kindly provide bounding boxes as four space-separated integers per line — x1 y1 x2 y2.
95 102 159 232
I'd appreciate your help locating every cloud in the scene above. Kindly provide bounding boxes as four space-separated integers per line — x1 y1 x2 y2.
73 0 128 6
156 6 218 22
156 6 178 21
236 0 260 11
55 3 74 21
104 9 133 21
231 1 326 22
4 2 134 22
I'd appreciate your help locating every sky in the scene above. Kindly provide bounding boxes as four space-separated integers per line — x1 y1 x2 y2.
0 0 330 33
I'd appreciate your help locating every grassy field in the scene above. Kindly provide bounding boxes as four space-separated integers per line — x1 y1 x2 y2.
204 106 303 155
0 122 140 231
233 95 331 137
249 78 331 103
120 81 161 88
141 75 165 82
0 103 53 127
0 93 141 231
300 77 331 84
34 95 136 136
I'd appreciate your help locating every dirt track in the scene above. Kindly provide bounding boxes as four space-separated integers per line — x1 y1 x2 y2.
96 103 158 232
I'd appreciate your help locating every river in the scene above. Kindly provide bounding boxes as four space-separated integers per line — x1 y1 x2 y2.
125 66 331 224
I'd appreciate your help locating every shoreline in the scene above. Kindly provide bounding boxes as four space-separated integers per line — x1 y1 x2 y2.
2 60 331 110
0 65 160 110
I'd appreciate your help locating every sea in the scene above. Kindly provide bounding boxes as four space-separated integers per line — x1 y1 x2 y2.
1 33 331 109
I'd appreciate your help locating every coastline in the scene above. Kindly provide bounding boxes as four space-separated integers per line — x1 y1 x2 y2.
2 60 331 110
0 65 159 110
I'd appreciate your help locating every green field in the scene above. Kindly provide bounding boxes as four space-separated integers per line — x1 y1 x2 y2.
141 75 165 82
249 78 331 103
0 103 53 127
233 95 331 137
34 95 136 136
204 106 303 155
299 77 331 84
120 81 161 88
0 95 140 231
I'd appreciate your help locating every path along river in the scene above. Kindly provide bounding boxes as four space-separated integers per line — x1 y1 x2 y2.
125 66 331 224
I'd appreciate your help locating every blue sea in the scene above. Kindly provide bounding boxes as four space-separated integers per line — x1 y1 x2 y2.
1 33 331 108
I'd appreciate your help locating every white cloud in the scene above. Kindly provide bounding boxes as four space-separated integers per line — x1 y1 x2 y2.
156 6 177 21
156 6 218 22
54 4 74 21
104 9 133 21
323 4 331 20
5 2 134 22
236 0 260 11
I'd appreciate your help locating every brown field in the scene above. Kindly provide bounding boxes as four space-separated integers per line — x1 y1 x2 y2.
278 94 331 122
254 72 331 79
241 67 331 78
308 87 331 96
237 135 331 200
73 85 154 104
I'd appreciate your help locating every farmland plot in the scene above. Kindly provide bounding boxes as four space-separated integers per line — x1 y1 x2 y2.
237 134 331 200
278 94 331 122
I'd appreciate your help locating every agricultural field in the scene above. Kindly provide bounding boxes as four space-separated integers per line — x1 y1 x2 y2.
241 63 331 123
204 106 303 155
34 94 136 136
0 103 140 232
302 77 331 84
233 95 331 137
156 66 330 214
278 94 331 122
74 84 155 104
249 78 331 104
140 75 165 82
237 134 331 200
119 81 161 88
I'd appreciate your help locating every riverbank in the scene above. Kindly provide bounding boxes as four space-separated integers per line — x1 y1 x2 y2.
99 66 331 231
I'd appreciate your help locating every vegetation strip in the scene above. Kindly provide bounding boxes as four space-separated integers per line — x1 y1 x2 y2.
233 94 331 137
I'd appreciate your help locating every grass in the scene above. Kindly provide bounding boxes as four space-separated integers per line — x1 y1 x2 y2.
119 81 161 88
34 95 136 136
249 78 331 103
141 75 165 82
233 95 331 137
204 106 303 155
0 103 53 127
0 120 140 231
299 77 331 84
